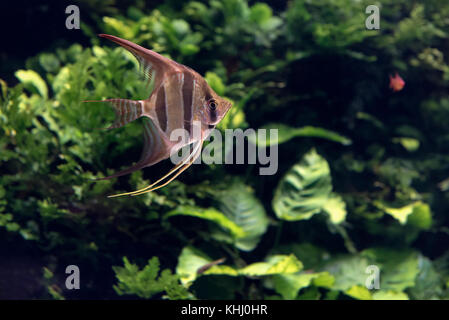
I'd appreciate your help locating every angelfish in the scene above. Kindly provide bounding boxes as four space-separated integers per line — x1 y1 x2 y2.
85 34 232 197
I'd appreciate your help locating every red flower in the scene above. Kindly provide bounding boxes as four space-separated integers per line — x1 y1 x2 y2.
389 72 405 92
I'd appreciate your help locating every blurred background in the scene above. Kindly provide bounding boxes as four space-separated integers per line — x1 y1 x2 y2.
0 0 449 300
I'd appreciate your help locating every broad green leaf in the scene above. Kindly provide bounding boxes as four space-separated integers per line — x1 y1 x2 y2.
250 124 352 146
180 43 200 55
205 265 239 277
376 202 414 224
321 255 370 291
176 247 302 286
15 70 48 98
165 205 246 238
273 149 332 221
240 254 303 276
39 53 60 73
176 246 237 285
214 183 269 251
322 193 347 224
361 248 420 292
392 137 420 152
407 203 432 230
373 290 409 300
312 272 335 288
408 256 443 299
376 201 432 227
345 285 372 300
172 19 190 36
273 272 334 299
205 72 226 96
249 3 272 25
176 246 211 285
380 255 420 292
296 286 321 300
275 243 330 269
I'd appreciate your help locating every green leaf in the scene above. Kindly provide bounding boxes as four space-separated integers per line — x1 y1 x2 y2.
180 43 200 55
273 149 333 221
361 248 420 292
240 254 303 276
321 255 370 291
103 16 134 39
274 243 330 269
205 72 226 96
296 286 321 300
345 285 372 300
312 272 335 288
176 247 302 286
39 53 60 73
392 137 420 152
356 112 384 129
249 3 272 25
273 272 334 299
165 205 246 238
176 246 235 285
408 256 443 299
372 290 409 300
322 193 347 224
15 70 48 98
0 78 7 98
376 201 432 227
176 256 210 284
214 183 269 251
407 203 432 230
250 124 351 146
217 96 246 130
172 19 190 36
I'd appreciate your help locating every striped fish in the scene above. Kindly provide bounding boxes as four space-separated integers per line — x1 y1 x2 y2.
85 34 232 197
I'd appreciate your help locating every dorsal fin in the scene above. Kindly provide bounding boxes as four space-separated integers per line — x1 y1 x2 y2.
99 34 182 95
83 98 145 129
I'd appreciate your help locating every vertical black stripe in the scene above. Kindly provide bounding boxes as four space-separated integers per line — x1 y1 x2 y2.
182 72 194 136
210 109 217 122
204 88 217 123
155 85 167 132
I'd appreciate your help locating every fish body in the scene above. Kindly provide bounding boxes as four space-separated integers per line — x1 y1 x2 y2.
86 34 232 197
389 72 405 92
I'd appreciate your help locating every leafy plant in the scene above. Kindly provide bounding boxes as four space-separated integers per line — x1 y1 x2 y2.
1 0 449 300
113 257 193 300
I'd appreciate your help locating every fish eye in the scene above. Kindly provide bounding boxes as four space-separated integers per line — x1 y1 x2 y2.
209 99 217 110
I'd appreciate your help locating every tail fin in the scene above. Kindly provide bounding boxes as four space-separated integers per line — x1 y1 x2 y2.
83 99 145 129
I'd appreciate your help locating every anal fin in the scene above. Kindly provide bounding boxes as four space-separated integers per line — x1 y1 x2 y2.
97 117 173 181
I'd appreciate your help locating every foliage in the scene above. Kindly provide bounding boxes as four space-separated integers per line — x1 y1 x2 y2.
113 257 192 299
1 0 449 300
